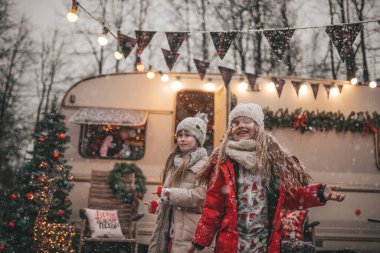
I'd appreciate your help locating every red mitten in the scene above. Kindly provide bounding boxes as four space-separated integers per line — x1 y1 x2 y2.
156 185 163 197
149 200 159 214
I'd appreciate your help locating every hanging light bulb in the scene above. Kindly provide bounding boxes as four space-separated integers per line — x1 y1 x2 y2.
114 48 123 60
161 72 169 82
171 77 183 91
238 78 248 92
299 82 309 96
97 27 109 46
147 66 155 79
136 57 145 72
330 84 340 97
351 77 358 85
204 78 216 91
369 81 377 88
266 81 276 92
67 0 79 23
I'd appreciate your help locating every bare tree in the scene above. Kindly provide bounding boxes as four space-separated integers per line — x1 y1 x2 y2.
34 30 66 129
0 0 33 188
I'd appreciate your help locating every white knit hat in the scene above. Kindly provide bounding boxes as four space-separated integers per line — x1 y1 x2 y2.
228 103 265 130
176 113 208 146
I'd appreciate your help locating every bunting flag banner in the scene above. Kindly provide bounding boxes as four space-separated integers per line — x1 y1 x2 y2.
218 66 236 88
338 84 344 94
162 49 180 71
135 30 156 55
210 31 238 60
245 73 259 91
291 80 302 97
311 83 319 100
324 84 331 99
118 33 137 59
325 24 362 62
263 29 295 60
166 32 189 53
193 59 210 80
273 78 286 98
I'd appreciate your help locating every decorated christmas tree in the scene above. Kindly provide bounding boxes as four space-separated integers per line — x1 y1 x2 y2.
0 99 74 252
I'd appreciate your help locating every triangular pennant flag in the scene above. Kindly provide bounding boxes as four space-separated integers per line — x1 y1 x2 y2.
324 84 331 99
118 33 137 59
135 30 156 55
338 84 344 94
193 59 210 80
311 83 319 100
263 29 295 60
325 24 362 62
218 66 236 88
162 49 180 71
210 32 237 60
245 73 259 91
165 32 189 53
291 80 302 97
272 78 285 98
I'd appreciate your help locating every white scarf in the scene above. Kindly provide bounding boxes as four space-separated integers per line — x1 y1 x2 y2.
225 139 256 171
174 147 208 168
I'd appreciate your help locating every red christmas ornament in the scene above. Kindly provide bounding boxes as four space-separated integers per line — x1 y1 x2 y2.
64 196 70 202
0 245 6 251
58 210 65 217
8 220 15 229
39 161 48 168
53 151 60 159
38 137 45 142
37 177 46 183
10 193 17 200
25 193 34 200
355 209 361 216
58 133 66 139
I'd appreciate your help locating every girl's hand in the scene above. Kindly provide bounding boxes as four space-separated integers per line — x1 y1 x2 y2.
323 185 345 202
187 246 196 253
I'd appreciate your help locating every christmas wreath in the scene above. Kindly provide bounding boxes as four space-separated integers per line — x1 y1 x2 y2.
108 163 146 204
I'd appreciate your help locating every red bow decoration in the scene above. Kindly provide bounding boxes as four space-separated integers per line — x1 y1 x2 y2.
294 113 307 128
369 120 378 134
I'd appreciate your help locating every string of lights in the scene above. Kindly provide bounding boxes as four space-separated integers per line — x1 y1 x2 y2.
66 0 379 90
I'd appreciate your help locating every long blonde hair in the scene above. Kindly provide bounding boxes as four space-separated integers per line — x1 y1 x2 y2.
198 125 311 191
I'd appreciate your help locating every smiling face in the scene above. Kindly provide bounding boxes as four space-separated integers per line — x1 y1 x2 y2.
230 116 257 141
176 130 198 154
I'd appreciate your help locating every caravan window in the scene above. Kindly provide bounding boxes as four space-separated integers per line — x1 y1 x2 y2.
79 124 145 160
175 90 214 153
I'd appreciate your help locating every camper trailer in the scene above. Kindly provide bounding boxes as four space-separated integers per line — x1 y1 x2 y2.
61 72 380 251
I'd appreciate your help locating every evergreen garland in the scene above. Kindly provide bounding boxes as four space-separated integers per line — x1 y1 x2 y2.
263 108 379 134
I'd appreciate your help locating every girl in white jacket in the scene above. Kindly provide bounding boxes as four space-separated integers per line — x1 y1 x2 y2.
147 114 213 253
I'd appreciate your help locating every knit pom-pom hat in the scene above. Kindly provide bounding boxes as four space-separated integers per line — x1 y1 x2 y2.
228 103 265 130
176 113 208 146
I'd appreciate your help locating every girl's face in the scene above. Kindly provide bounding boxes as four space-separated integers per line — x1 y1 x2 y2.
177 130 198 154
231 116 257 141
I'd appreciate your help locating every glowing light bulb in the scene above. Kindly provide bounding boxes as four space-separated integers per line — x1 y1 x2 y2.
369 81 377 88
330 85 340 97
67 1 78 22
238 80 248 92
267 81 276 92
97 27 109 46
147 66 155 79
351 77 358 85
161 73 169 82
299 83 309 96
114 50 123 60
171 78 183 91
204 79 216 91
136 58 145 72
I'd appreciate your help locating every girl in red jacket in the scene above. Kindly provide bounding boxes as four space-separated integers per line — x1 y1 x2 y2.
188 103 345 253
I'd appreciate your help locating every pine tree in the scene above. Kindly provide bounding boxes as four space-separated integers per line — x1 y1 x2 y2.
0 99 74 252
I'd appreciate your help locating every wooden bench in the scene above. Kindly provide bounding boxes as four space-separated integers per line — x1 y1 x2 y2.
78 170 143 253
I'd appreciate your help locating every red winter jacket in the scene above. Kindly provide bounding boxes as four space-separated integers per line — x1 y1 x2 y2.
192 158 326 253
